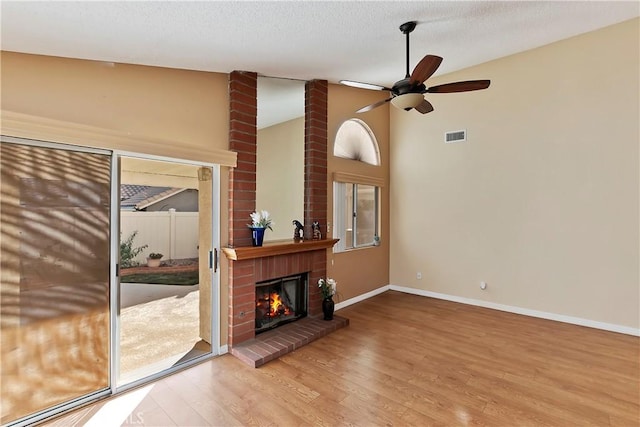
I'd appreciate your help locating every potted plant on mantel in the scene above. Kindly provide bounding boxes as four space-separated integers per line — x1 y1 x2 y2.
248 210 273 247
146 252 163 268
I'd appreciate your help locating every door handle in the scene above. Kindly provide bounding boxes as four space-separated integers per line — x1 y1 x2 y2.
209 249 218 272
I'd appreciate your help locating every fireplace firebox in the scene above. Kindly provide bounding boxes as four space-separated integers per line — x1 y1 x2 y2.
255 274 307 333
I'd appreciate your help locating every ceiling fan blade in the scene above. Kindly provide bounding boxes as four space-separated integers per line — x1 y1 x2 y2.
340 80 392 91
409 55 443 86
414 99 434 114
426 80 491 93
356 97 393 113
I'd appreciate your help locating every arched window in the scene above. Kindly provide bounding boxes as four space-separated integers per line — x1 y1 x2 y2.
333 119 380 166
332 119 382 251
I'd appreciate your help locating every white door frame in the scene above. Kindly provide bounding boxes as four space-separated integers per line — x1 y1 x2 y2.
110 151 221 394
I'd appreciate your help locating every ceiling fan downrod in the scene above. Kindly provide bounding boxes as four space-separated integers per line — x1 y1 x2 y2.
400 21 417 78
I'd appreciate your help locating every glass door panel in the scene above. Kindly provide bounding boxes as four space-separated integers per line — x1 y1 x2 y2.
0 141 111 425
117 157 213 386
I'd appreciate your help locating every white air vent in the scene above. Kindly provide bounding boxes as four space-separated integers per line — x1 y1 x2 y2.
445 130 466 143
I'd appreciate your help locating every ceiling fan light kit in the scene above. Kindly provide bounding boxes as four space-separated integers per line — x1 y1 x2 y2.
340 21 490 115
390 93 424 110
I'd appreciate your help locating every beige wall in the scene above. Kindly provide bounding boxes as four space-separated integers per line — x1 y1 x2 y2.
1 52 228 151
257 117 304 241
390 19 639 329
328 84 390 301
1 51 232 344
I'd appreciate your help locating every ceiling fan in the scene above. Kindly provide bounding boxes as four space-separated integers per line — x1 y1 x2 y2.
340 21 490 114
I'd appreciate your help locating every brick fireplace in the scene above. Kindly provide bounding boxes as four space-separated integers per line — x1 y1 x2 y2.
225 72 346 365
225 246 328 345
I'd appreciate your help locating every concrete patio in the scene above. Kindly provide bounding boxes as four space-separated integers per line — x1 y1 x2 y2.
119 283 208 383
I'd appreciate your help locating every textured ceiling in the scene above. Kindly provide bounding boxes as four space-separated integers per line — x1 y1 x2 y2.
1 1 638 125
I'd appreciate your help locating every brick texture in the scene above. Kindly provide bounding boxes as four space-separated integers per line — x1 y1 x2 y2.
304 80 328 236
228 71 257 249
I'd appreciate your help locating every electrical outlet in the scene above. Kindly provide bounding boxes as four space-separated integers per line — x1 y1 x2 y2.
417 272 422 280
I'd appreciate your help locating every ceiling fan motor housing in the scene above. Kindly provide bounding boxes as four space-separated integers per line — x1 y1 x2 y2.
392 78 426 96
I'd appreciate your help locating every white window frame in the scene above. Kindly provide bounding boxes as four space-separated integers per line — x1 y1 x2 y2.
333 181 380 252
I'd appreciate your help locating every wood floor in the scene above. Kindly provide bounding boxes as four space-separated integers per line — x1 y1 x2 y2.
45 291 639 426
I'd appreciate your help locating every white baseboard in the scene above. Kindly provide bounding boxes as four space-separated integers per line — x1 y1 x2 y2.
335 283 639 336
334 285 390 311
389 285 640 337
218 344 228 355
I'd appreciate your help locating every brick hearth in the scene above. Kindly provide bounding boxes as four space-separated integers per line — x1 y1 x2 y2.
231 315 349 368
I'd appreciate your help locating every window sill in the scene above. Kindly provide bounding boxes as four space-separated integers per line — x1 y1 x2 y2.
334 243 380 254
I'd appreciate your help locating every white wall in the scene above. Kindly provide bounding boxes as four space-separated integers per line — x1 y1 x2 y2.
390 19 639 329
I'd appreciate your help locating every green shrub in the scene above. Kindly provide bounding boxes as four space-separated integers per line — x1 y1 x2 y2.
120 231 148 268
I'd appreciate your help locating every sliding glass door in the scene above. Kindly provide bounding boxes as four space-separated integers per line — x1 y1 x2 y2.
116 156 216 387
0 139 220 425
0 138 111 425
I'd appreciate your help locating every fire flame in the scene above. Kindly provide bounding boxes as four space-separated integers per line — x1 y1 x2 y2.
256 291 293 318
269 292 292 316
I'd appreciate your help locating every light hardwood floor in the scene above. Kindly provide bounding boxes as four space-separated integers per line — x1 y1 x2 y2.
45 291 639 426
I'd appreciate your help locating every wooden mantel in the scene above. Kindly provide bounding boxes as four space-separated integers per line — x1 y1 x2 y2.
222 238 339 261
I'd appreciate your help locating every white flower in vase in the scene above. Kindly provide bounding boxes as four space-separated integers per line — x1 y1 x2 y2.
248 210 274 230
318 277 337 299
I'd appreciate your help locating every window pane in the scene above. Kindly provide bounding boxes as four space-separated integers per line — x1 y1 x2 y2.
355 185 376 247
345 184 354 249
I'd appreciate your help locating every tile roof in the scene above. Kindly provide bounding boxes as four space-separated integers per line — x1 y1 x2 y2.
120 184 182 210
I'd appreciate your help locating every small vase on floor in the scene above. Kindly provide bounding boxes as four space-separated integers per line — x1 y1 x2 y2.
250 227 266 247
322 296 335 320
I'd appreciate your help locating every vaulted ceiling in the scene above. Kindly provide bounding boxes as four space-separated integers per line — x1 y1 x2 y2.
2 1 638 125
